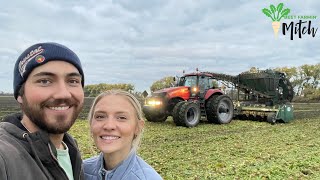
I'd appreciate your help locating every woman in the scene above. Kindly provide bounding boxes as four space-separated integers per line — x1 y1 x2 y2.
84 90 162 180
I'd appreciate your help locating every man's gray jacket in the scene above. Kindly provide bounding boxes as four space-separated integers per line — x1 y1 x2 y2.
0 113 84 180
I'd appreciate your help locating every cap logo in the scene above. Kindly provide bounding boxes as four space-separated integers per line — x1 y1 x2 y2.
19 46 44 77
35 55 45 63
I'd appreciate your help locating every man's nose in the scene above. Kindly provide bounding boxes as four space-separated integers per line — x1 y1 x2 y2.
52 82 72 99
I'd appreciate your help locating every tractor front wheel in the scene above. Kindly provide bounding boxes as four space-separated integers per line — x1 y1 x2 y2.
144 112 168 122
172 101 186 126
173 101 200 127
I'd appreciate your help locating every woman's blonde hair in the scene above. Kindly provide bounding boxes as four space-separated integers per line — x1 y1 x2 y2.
88 89 144 150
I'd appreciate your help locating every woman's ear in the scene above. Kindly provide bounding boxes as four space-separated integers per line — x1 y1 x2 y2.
139 119 145 129
135 119 145 134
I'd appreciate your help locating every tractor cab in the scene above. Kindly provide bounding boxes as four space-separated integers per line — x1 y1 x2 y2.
178 73 215 98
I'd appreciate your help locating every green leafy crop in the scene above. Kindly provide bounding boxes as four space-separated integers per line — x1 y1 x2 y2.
262 3 290 21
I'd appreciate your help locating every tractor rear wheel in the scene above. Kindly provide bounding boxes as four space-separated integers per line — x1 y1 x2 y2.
173 101 200 127
144 112 168 122
206 95 234 124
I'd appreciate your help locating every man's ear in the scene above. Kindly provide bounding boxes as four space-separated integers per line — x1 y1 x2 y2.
17 96 23 104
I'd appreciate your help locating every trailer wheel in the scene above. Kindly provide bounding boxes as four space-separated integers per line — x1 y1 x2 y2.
144 112 168 122
206 95 234 124
174 102 200 127
267 113 276 124
172 101 186 126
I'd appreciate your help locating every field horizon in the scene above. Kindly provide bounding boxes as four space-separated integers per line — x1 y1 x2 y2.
1 96 320 179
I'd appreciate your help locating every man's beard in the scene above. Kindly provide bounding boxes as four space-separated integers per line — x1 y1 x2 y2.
21 96 83 134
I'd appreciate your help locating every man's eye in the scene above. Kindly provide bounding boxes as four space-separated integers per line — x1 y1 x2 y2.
37 79 51 85
69 79 80 84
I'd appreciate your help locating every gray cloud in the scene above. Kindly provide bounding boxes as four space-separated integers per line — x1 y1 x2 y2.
0 0 319 93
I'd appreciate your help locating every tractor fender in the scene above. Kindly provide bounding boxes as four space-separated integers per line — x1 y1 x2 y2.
204 89 223 100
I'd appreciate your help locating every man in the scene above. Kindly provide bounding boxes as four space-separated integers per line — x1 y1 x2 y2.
0 42 85 180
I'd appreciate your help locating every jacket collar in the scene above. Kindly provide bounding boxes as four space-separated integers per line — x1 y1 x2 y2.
97 150 136 179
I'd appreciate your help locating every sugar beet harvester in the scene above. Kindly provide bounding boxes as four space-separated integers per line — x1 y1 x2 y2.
143 69 294 127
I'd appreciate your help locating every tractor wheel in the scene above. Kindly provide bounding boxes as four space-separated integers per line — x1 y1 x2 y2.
168 98 183 114
172 101 186 126
206 95 234 124
267 113 276 124
205 95 219 123
144 112 168 122
174 101 200 127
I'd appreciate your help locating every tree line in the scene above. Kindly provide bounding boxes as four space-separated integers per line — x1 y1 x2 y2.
84 83 135 97
1 63 319 102
273 63 320 101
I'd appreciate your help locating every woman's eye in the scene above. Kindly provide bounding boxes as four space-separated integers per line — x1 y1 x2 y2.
95 115 105 119
117 116 127 120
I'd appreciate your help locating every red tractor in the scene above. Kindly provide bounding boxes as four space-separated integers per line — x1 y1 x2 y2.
142 72 234 127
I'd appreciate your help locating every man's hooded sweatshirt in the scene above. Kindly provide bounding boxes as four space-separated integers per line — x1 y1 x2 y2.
0 113 84 180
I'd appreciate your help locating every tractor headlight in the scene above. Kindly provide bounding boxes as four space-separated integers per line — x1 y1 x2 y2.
146 99 162 106
192 87 198 92
191 86 199 96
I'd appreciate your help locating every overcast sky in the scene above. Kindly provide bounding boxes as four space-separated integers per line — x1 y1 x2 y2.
0 0 319 93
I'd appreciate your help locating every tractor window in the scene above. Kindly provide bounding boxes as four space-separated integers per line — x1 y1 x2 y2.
199 76 211 91
180 76 197 87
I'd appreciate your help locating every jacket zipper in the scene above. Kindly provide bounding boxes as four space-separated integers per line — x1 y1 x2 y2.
48 143 70 180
